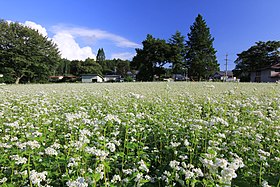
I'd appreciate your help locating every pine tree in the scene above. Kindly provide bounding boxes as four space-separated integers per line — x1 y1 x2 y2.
96 48 106 63
186 14 219 80
169 31 187 75
96 48 106 73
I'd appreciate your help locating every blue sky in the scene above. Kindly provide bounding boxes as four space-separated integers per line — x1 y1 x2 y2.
1 0 280 70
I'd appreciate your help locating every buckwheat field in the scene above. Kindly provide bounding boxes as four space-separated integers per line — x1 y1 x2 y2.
0 82 279 187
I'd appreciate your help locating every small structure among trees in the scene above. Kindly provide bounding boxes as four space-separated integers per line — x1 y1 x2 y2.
250 63 280 82
81 74 103 83
233 41 280 82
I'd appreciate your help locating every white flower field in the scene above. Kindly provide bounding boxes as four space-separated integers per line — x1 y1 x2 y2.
0 82 279 187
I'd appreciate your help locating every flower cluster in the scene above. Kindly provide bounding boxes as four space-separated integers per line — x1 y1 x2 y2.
0 82 279 186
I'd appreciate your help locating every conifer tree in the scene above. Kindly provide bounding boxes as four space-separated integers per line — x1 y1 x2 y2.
169 31 187 75
186 14 219 80
96 48 106 73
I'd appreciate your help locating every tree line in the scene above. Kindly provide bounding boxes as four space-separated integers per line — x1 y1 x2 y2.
1 15 280 84
56 54 131 81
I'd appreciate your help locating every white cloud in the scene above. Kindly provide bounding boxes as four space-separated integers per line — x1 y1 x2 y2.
18 21 140 61
21 21 96 60
111 52 135 60
52 26 141 48
52 33 95 60
24 21 48 37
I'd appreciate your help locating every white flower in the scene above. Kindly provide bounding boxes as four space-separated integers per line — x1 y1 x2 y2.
29 170 48 186
123 169 133 175
169 160 180 171
262 180 272 187
170 141 181 148
51 142 61 149
0 177 7 184
221 168 237 180
129 93 144 99
10 155 27 165
134 173 143 182
184 170 194 179
104 114 121 124
45 147 58 156
80 129 92 136
138 160 149 173
26 140 41 149
66 177 88 187
111 174 121 183
68 158 78 168
215 158 228 169
106 142 116 152
193 168 204 177
184 139 190 146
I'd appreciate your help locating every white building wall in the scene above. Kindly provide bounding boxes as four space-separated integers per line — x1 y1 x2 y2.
81 75 103 83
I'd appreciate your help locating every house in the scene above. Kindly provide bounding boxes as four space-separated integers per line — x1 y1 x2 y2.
81 74 103 83
213 71 233 80
250 63 280 82
48 76 79 82
103 75 123 82
172 74 187 81
126 71 137 81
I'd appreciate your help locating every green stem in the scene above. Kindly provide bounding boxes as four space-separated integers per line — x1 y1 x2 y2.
28 153 32 187
103 127 108 187
259 162 262 185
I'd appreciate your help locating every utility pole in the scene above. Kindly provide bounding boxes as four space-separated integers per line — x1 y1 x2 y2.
225 54 228 81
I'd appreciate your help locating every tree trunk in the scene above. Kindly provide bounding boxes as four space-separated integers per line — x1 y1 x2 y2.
15 77 20 84
15 75 24 84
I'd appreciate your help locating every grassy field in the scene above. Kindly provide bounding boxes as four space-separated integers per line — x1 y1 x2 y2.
0 82 279 187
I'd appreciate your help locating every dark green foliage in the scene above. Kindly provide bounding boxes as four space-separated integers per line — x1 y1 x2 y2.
96 48 106 71
186 14 219 81
54 57 130 78
132 34 171 81
108 59 130 77
0 20 61 84
81 58 103 75
56 58 103 76
55 58 72 76
233 41 280 81
168 31 187 75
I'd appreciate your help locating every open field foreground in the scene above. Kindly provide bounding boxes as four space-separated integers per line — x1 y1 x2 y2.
0 82 279 187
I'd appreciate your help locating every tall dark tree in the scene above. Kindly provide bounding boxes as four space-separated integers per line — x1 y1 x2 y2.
168 31 187 75
96 48 106 71
186 14 219 80
0 20 60 84
132 34 170 81
233 41 280 81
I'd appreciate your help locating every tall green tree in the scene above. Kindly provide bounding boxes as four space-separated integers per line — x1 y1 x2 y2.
132 34 170 81
168 31 187 75
186 14 219 80
80 58 102 75
0 20 60 84
115 59 130 77
233 41 280 81
96 48 106 71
